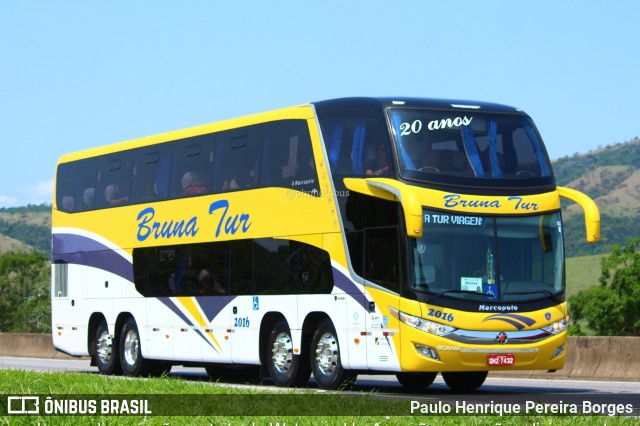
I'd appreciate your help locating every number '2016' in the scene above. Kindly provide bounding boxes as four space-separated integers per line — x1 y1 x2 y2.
234 317 250 327
428 308 454 322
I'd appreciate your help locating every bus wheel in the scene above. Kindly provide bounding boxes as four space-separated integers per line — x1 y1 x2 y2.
310 319 356 390
266 320 310 387
94 319 121 375
119 318 168 377
441 371 488 392
396 372 437 389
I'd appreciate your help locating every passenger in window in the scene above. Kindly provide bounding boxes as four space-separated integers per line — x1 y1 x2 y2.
198 268 225 295
181 172 207 195
60 183 75 211
222 164 256 190
167 273 176 295
365 145 390 177
105 184 129 205
61 196 75 212
82 187 95 208
222 177 240 190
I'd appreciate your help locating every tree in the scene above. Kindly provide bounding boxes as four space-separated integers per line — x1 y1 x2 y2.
569 238 640 335
0 251 51 333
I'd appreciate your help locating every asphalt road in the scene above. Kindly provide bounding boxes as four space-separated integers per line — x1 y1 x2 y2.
1 356 639 396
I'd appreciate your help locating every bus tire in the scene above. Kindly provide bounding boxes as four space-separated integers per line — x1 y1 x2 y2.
119 318 168 377
266 319 310 387
310 319 356 390
94 319 122 375
396 372 437 389
441 371 488 392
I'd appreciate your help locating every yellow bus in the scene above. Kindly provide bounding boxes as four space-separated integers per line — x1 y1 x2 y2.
52 97 599 391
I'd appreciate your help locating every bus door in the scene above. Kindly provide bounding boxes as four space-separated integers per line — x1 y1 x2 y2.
229 240 261 364
363 226 402 371
228 296 262 364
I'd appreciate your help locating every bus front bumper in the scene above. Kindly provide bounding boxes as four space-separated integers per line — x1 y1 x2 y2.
399 326 567 373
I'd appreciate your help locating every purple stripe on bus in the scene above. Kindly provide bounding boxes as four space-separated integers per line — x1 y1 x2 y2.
332 267 369 312
52 233 133 282
195 295 237 324
53 233 113 255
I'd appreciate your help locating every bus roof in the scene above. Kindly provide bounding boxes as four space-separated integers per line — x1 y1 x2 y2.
311 97 527 115
57 97 527 164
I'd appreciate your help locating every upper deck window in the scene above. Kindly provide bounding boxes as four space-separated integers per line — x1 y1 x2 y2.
318 113 392 177
55 119 319 213
388 109 553 188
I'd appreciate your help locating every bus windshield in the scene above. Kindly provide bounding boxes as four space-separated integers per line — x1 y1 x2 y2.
410 210 564 303
388 109 553 186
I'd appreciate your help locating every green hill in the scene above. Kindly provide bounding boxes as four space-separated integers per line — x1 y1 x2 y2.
0 204 51 255
555 138 640 257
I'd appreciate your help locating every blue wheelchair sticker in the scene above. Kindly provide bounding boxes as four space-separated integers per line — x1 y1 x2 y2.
253 296 259 310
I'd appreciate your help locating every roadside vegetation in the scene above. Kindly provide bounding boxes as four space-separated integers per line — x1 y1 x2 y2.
0 251 50 333
569 238 640 336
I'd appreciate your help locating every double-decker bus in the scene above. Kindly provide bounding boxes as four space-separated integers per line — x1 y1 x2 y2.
52 97 599 391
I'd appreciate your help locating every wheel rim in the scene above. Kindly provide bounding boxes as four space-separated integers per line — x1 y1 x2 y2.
96 329 112 364
122 329 139 367
314 332 338 377
271 331 293 374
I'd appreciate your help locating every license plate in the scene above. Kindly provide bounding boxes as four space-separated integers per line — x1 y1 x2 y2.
487 353 515 366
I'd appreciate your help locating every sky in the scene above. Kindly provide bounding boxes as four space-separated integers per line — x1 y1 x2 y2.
1 1 638 208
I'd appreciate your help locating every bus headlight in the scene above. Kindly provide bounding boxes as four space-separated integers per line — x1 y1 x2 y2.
542 318 568 335
395 309 456 336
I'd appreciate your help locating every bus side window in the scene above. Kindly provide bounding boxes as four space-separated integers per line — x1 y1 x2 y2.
171 135 214 197
288 241 333 294
262 120 318 194
365 226 400 293
132 147 171 203
189 241 229 296
52 259 68 297
96 154 132 208
230 240 253 295
253 238 289 295
320 115 389 177
56 163 77 212
214 126 262 192
133 247 180 296
77 158 98 211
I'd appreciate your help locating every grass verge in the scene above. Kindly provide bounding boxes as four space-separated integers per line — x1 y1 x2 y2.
0 370 637 425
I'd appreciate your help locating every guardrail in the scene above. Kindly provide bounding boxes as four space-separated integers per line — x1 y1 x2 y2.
1 333 638 380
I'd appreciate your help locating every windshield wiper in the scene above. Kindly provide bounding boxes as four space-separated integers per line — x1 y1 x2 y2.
427 289 486 303
503 290 562 303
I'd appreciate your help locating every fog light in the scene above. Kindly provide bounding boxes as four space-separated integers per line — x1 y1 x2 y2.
415 344 440 361
551 344 565 359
